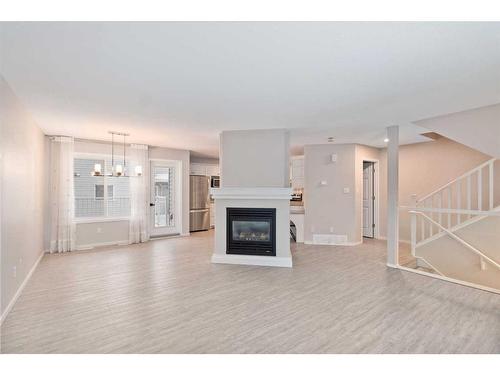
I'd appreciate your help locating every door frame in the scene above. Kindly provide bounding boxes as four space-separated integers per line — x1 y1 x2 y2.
361 159 380 240
149 159 182 237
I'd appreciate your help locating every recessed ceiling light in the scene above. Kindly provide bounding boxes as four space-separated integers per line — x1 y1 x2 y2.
327 137 335 143
383 138 389 143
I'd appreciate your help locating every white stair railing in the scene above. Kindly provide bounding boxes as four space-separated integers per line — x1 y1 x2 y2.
414 158 496 242
409 158 498 273
410 209 500 273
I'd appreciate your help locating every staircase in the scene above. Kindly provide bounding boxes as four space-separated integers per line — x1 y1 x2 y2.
409 158 500 290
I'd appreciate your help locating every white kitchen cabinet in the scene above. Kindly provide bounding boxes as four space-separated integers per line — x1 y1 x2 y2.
206 164 220 176
190 163 207 175
190 163 219 177
290 156 304 189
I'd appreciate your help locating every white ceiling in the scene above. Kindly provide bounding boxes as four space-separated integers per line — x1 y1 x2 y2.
1 22 500 157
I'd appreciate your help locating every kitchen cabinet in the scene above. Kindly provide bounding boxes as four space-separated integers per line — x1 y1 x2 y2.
190 163 219 176
290 156 304 189
206 164 220 176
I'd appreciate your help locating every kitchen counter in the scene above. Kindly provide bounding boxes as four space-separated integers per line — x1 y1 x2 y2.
290 207 305 243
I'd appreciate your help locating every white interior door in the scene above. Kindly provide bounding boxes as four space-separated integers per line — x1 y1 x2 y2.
150 160 181 237
363 162 375 238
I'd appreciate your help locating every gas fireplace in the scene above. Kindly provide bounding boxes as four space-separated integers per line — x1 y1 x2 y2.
226 207 276 256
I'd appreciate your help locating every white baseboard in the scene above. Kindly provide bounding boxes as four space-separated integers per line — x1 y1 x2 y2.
211 253 293 268
378 236 411 245
304 240 362 246
1 251 44 325
75 240 129 251
394 264 500 295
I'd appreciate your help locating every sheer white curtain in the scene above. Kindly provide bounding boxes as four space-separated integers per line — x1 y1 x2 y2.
129 144 150 244
49 136 75 253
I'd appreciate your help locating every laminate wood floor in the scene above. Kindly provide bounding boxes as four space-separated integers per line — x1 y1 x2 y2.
1 231 499 353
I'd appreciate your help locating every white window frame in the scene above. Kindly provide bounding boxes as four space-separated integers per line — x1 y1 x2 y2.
74 152 130 224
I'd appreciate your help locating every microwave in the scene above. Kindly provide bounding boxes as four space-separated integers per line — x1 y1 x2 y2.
210 176 220 188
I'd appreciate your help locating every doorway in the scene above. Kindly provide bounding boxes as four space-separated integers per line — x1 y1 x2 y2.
362 161 375 238
150 160 182 237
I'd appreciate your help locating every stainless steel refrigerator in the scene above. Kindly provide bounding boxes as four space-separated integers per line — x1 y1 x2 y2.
189 175 211 231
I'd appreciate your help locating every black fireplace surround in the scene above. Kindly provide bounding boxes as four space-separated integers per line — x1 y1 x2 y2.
226 207 276 256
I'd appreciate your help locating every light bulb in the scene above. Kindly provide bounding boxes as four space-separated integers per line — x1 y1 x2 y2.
135 165 143 176
93 163 102 176
115 164 123 176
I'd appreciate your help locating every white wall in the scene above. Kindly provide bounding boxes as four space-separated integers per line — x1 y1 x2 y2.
303 144 358 244
1 76 47 316
220 129 289 188
415 104 500 158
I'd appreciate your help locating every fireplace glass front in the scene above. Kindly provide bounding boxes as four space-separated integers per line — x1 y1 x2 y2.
226 208 276 256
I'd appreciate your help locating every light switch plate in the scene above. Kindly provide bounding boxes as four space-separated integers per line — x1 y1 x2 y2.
343 187 350 194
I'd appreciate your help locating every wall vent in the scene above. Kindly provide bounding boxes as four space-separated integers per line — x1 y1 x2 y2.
312 234 348 245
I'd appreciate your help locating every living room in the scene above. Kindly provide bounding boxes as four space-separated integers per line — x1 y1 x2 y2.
1 4 499 374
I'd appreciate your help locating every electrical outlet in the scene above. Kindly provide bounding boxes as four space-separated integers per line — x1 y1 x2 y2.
12 266 17 278
330 227 334 233
19 257 23 265
343 187 350 194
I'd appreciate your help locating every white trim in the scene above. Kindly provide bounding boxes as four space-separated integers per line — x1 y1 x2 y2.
1 251 44 325
149 233 181 240
304 240 363 246
417 158 496 203
402 206 500 216
211 187 292 200
150 159 183 236
410 210 500 271
378 236 411 245
412 207 498 248
386 125 399 266
75 240 129 251
211 253 292 268
393 264 500 295
360 158 380 240
74 217 129 224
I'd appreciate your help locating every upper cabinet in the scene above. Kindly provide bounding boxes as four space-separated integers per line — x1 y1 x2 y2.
290 156 304 189
190 163 219 176
205 164 220 176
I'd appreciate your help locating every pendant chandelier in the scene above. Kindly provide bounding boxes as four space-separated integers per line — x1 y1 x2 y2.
92 131 142 177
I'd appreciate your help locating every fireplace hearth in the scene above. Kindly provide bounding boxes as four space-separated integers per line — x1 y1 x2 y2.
226 207 276 256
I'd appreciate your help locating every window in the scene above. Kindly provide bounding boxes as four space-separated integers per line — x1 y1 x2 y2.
74 157 130 219
94 185 113 200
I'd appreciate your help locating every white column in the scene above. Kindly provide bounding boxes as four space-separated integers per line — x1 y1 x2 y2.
387 125 399 266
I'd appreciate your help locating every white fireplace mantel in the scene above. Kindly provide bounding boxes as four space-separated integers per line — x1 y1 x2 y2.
210 187 292 200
